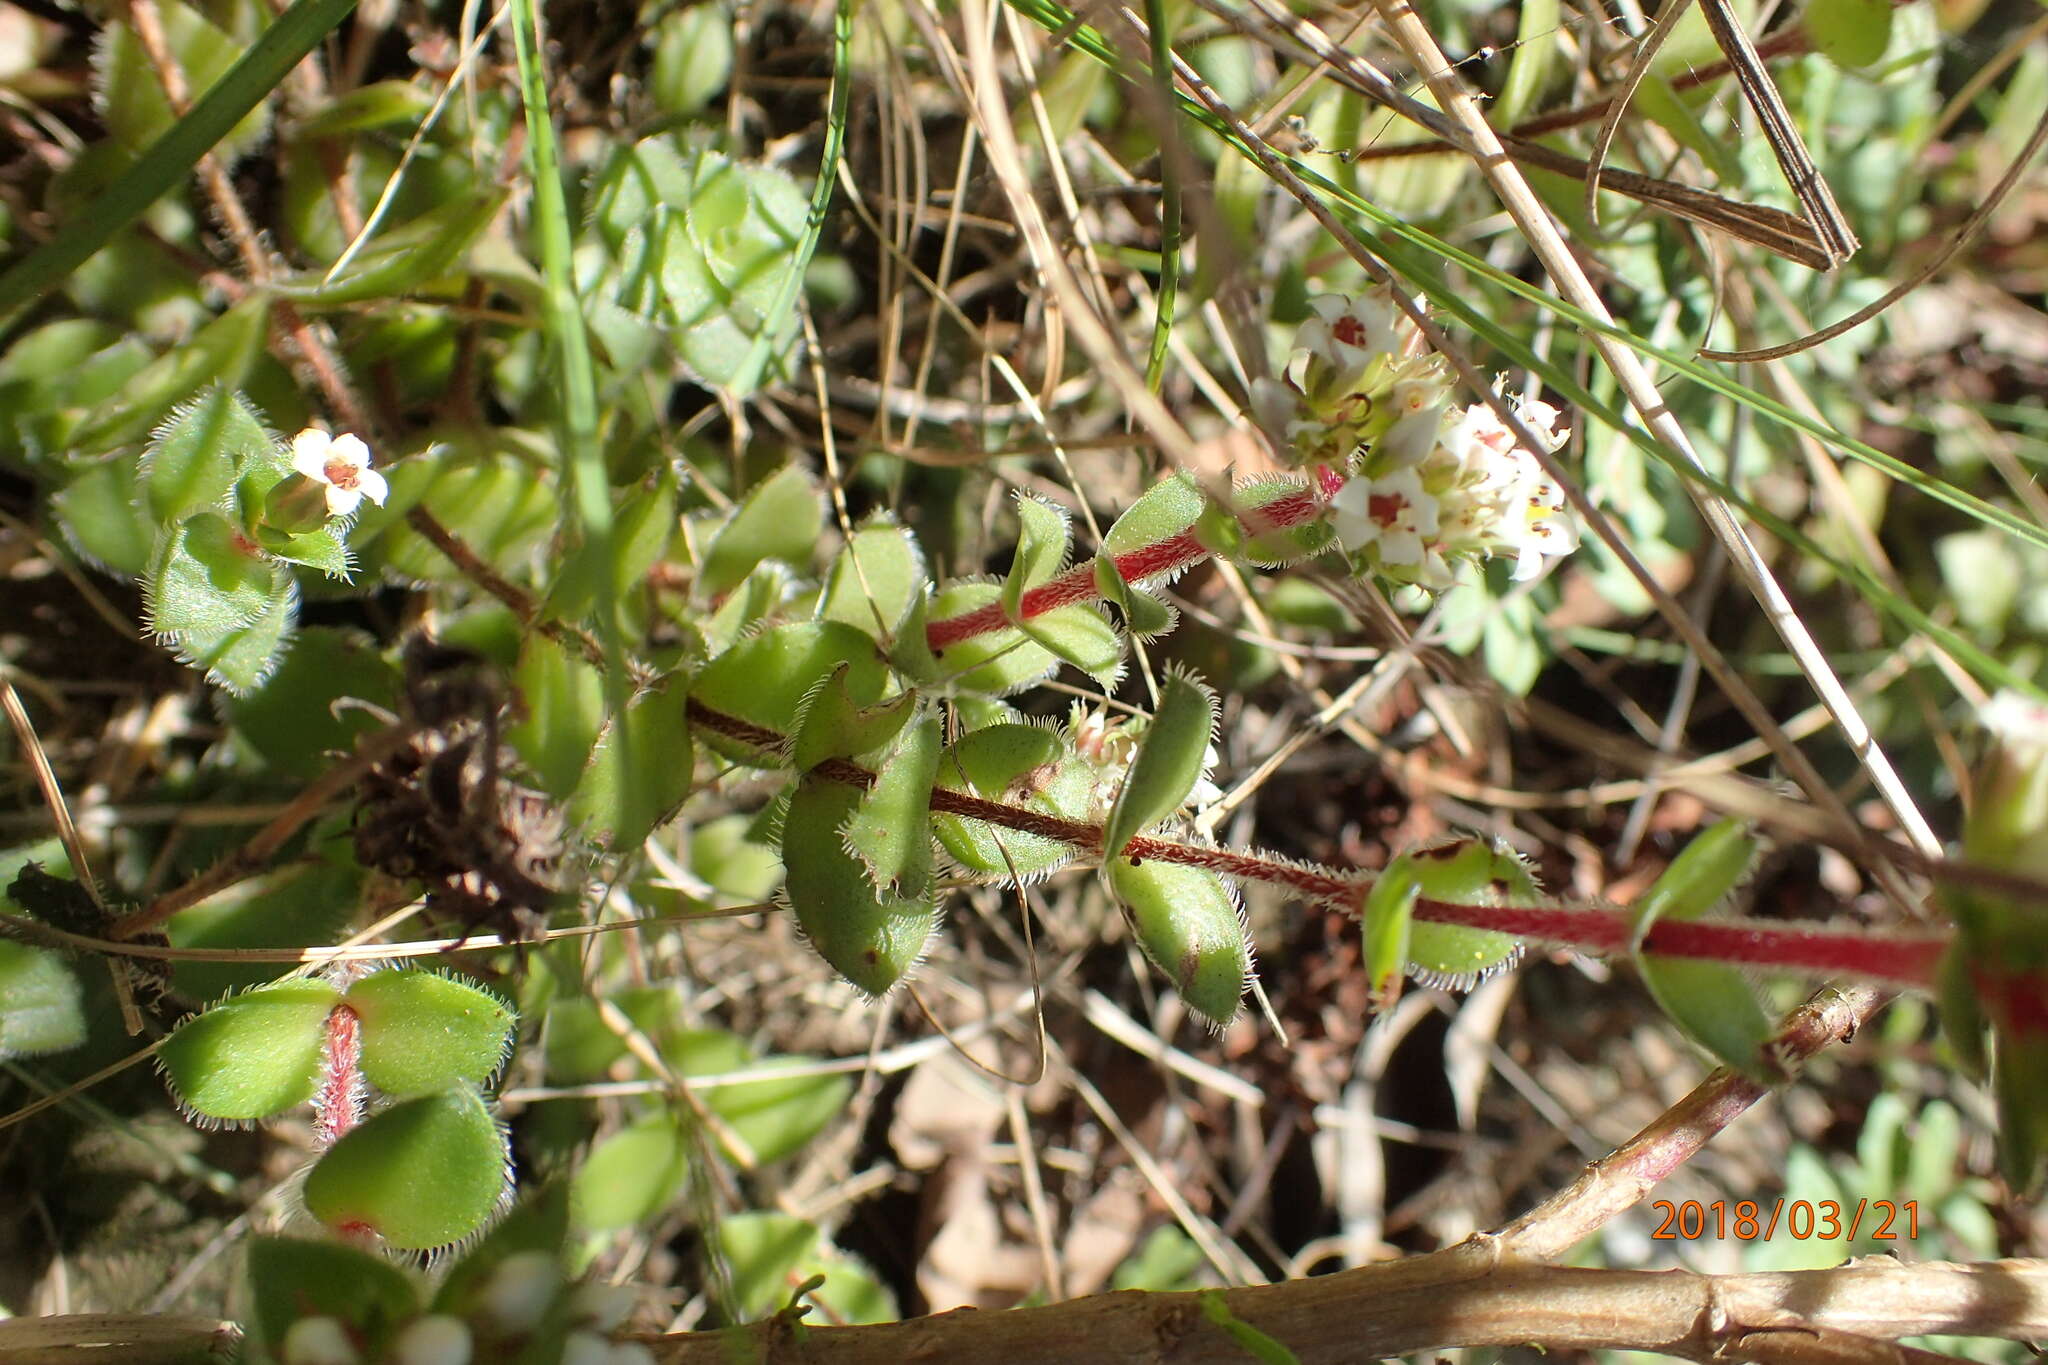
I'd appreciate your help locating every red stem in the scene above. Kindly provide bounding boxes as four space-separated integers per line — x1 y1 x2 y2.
686 701 1954 992
314 1003 364 1147
924 485 1325 651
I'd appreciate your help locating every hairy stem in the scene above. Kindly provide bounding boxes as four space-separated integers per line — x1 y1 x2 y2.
924 484 1324 651
686 701 1950 990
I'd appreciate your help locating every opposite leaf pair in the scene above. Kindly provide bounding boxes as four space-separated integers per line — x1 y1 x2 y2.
160 968 516 1249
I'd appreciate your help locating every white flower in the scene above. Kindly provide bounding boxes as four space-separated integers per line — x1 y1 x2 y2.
1297 292 1405 366
290 428 388 518
1331 468 1440 570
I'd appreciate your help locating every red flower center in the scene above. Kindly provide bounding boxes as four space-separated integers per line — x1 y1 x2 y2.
1368 492 1408 526
1332 315 1367 347
324 458 360 490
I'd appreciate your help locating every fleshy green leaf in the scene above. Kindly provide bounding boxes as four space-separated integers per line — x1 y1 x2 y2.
819 522 927 639
781 777 937 996
1403 839 1531 989
140 387 271 524
714 1212 897 1325
302 1086 511 1250
173 565 298 696
1094 555 1177 639
0 942 86 1058
694 621 892 767
789 662 917 772
1018 603 1125 686
931 723 1092 879
1630 821 1776 1080
507 634 609 798
1805 0 1892 68
842 716 940 897
158 978 341 1122
699 462 825 599
1358 859 1420 1010
342 970 516 1098
1103 470 1203 564
1235 477 1331 567
707 1057 853 1165
273 188 507 307
572 1110 690 1231
53 454 157 577
567 674 695 849
927 582 1057 695
649 2 734 116
1631 819 1760 925
226 627 402 780
71 295 271 451
245 1236 420 1359
1003 493 1070 620
1107 856 1250 1030
1101 670 1215 860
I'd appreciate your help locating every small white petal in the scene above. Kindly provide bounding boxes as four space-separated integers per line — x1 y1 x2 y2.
482 1250 561 1335
355 466 389 507
292 429 334 483
282 1317 359 1365
324 484 364 518
327 433 371 471
390 1317 472 1365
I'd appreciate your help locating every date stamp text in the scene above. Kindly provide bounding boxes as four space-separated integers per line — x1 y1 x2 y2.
1649 1199 1919 1242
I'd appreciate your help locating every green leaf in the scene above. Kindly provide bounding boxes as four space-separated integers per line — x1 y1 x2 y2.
566 674 696 849
507 634 609 798
1235 477 1331 567
1094 555 1177 640
1018 603 1125 686
140 387 272 524
707 1057 853 1165
927 582 1057 695
694 621 893 767
303 1087 511 1250
1403 839 1531 989
1633 954 1779 1081
1632 820 1760 927
1103 470 1203 563
291 79 437 137
1101 669 1215 860
168 856 362 1000
1805 0 1892 68
52 455 157 577
1358 859 1420 1010
0 0 360 329
245 1236 420 1359
1628 820 1777 1079
699 462 825 600
931 722 1092 879
158 978 341 1122
789 663 917 772
342 970 516 1098
1003 492 1070 620
713 1212 896 1325
225 627 402 780
172 565 298 696
361 435 558 585
781 776 937 996
96 0 269 158
572 1110 690 1230
657 151 810 393
819 521 927 640
841 716 940 897
273 188 508 307
1107 856 1250 1030
71 295 271 451
649 2 734 116
0 942 86 1058
1495 0 1560 126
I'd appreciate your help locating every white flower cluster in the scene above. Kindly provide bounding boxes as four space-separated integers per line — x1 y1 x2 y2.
1330 394 1577 588
1253 290 1579 589
278 1252 650 1365
291 428 388 518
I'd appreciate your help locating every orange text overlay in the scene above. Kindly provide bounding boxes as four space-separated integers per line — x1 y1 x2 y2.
1650 1199 1920 1242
